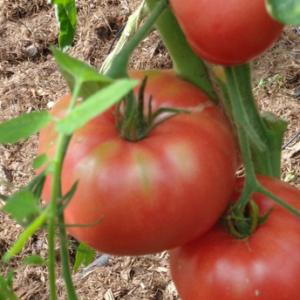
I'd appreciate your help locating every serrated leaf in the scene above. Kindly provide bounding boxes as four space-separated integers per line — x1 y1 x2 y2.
74 243 95 273
23 255 48 266
266 0 300 25
54 1 76 52
0 111 52 145
55 79 139 135
51 47 113 98
2 190 40 224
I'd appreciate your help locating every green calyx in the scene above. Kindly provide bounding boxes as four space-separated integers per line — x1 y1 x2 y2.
116 76 190 142
223 200 271 239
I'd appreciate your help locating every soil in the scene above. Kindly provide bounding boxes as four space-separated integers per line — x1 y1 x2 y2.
0 0 300 299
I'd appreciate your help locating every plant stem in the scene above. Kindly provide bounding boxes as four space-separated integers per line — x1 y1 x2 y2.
3 209 48 263
145 0 217 102
100 0 149 74
47 90 81 300
224 64 285 178
106 0 169 79
47 134 67 300
234 127 261 210
58 214 78 299
224 65 300 223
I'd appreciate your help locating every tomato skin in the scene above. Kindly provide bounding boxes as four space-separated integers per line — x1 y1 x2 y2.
170 175 300 300
169 0 284 66
38 70 238 256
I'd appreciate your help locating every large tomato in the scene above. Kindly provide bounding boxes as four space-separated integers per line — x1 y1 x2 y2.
169 0 284 66
170 175 300 300
38 70 238 256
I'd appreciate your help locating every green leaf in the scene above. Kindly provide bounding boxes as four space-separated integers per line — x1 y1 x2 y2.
27 172 46 198
57 181 78 216
266 0 300 25
23 255 48 266
6 271 14 289
32 154 48 169
0 111 52 145
74 243 95 273
261 111 288 178
0 276 8 291
51 47 113 98
50 0 72 4
54 1 77 52
2 190 40 225
55 79 139 135
0 280 16 300
0 271 18 300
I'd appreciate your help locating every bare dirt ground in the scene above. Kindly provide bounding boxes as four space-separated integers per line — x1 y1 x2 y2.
0 0 300 299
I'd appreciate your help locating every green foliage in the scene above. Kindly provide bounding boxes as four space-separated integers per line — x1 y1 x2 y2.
258 74 284 88
51 47 113 98
0 271 18 300
32 154 49 169
1 1 299 299
55 79 139 135
284 170 296 182
23 255 48 266
74 243 95 273
51 0 77 52
2 190 41 226
266 0 300 25
0 111 52 145
57 182 78 216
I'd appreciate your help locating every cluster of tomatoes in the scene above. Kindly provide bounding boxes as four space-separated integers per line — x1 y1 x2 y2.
38 0 300 299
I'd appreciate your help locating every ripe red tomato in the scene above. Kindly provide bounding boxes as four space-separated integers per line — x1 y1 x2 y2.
169 0 284 66
170 175 300 300
38 70 238 255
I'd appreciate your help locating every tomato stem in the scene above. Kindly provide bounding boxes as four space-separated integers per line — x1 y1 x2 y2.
221 63 300 235
224 64 286 178
58 213 79 299
225 124 300 236
47 88 81 300
2 209 48 263
106 0 168 79
47 133 66 300
100 1 149 74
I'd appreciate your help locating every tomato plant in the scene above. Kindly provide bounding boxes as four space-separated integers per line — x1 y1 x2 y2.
1 0 299 298
170 175 300 300
38 70 238 256
169 0 284 66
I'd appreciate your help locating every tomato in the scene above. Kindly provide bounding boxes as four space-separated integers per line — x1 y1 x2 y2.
38 70 238 256
169 0 284 66
170 175 300 300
